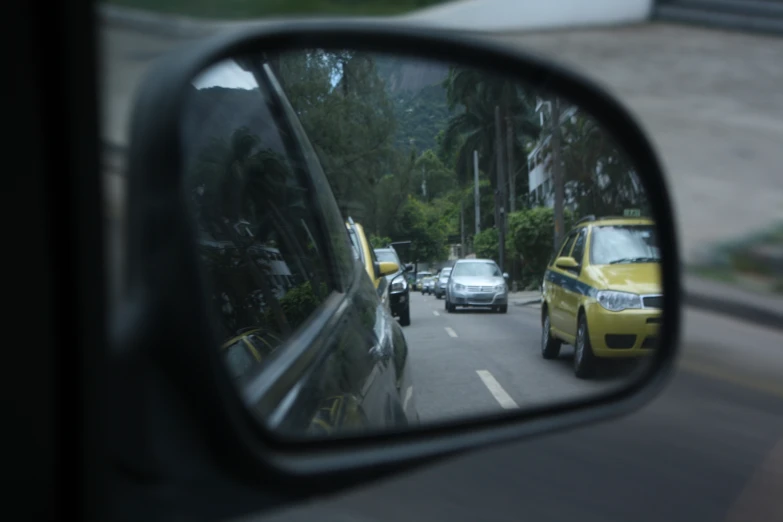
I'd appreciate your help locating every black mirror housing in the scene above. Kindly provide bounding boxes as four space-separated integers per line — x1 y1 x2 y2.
120 19 681 511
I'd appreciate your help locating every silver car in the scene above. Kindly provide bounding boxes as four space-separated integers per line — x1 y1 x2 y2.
444 259 509 314
434 266 452 299
423 276 436 295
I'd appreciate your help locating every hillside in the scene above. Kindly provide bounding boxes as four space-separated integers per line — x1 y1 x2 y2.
375 55 453 153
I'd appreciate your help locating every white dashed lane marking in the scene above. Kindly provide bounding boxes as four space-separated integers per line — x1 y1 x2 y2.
445 327 458 338
433 310 440 316
476 370 519 409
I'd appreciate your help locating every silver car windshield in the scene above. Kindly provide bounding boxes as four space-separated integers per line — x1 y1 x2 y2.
452 262 501 278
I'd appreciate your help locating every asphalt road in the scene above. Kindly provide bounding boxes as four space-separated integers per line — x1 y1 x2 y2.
253 293 783 522
404 292 629 423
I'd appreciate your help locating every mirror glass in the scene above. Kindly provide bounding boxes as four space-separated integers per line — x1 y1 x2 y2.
181 48 663 440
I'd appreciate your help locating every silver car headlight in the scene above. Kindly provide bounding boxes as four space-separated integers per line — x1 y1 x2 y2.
391 280 407 292
454 283 465 291
596 290 642 312
494 284 506 292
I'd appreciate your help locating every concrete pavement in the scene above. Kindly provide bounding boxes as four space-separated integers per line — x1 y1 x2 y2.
251 293 783 522
496 23 783 266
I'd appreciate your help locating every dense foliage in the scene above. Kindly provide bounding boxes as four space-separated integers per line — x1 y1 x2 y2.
188 50 650 279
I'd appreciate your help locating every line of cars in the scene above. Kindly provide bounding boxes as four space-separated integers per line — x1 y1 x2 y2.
419 260 510 314
409 215 662 380
346 219 412 327
345 213 661 381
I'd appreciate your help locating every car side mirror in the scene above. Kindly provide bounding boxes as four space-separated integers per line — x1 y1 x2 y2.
503 272 509 279
121 20 681 509
555 256 580 270
378 261 399 277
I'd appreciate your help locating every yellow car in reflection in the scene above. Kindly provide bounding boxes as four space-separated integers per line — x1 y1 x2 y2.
221 327 282 382
541 216 662 379
346 218 400 309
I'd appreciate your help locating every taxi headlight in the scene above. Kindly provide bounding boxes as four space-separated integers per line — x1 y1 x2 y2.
596 290 642 312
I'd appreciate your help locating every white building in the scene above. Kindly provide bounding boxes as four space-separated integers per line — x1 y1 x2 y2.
527 101 578 209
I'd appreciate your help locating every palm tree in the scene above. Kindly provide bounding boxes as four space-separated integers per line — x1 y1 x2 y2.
539 109 648 217
441 67 541 209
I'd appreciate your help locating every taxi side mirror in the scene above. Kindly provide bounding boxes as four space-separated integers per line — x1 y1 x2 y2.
555 256 579 269
378 261 399 277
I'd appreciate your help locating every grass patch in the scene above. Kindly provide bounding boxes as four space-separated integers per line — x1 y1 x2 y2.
103 0 451 19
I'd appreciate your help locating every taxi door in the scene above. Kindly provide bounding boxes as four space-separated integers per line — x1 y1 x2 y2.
558 227 588 339
548 231 578 335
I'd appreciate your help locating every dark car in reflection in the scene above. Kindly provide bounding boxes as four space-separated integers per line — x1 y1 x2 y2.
374 247 411 326
184 57 419 437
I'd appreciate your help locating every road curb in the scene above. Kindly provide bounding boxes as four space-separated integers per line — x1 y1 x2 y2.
513 298 542 307
684 288 783 331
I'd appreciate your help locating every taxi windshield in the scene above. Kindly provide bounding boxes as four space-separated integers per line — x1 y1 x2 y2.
590 225 660 265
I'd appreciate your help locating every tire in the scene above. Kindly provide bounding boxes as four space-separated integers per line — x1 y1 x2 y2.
499 305 508 314
399 304 411 327
574 313 597 379
541 309 561 360
445 298 453 313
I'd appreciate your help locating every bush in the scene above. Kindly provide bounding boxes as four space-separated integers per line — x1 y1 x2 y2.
473 227 499 262
509 207 575 288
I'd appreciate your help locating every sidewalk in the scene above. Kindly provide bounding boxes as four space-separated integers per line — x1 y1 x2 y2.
511 291 543 307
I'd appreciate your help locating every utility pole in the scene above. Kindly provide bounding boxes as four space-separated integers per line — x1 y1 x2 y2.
460 199 465 258
494 105 506 273
421 166 427 198
506 116 515 213
506 115 515 283
551 98 564 251
473 149 480 236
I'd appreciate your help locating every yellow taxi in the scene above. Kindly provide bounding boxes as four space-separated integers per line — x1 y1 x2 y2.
346 218 400 309
541 215 662 378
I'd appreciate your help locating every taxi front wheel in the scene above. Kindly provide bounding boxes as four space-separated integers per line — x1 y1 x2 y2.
399 305 411 327
541 309 561 359
574 314 597 379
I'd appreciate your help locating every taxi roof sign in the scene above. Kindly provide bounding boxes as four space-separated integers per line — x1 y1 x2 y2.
623 208 641 217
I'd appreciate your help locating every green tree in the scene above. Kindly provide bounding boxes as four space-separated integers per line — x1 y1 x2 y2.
473 227 499 261
275 50 400 232
509 207 576 288
536 108 650 218
393 195 448 263
369 234 393 249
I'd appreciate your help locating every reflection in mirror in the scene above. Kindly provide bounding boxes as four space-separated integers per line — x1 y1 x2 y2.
181 48 662 441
